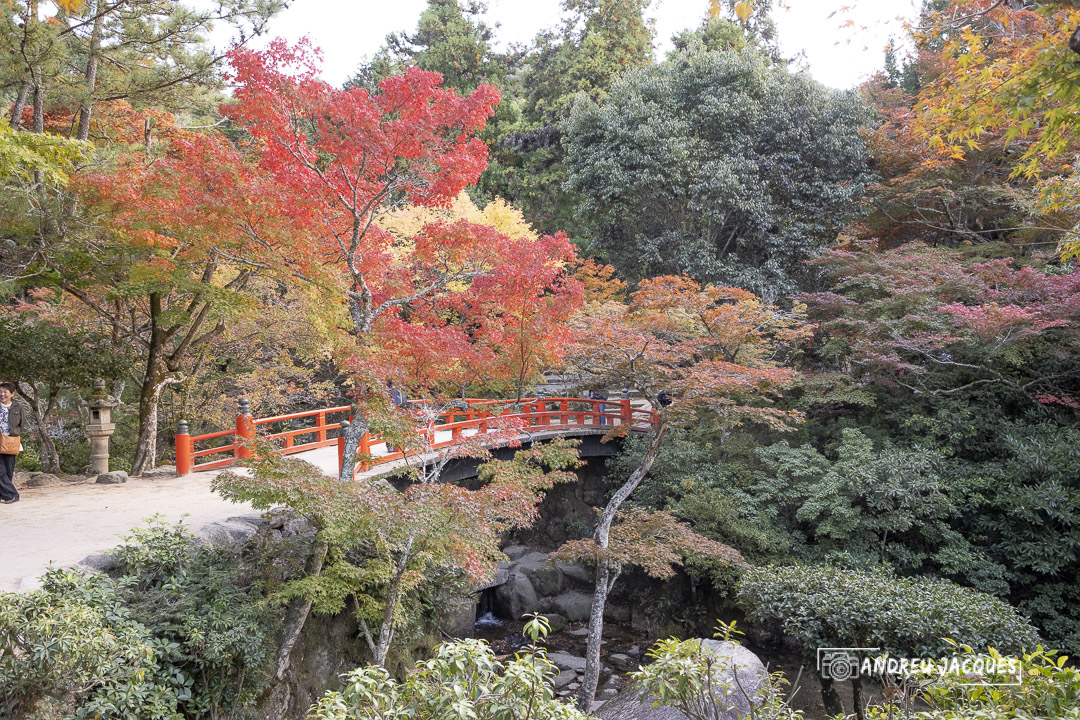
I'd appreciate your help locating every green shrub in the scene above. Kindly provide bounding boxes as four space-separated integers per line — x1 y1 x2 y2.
866 644 1080 719
736 565 1039 659
13 440 41 471
112 518 278 717
0 570 180 720
736 564 1039 716
0 519 278 720
309 617 588 720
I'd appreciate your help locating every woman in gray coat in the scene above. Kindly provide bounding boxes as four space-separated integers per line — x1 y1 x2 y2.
0 382 24 504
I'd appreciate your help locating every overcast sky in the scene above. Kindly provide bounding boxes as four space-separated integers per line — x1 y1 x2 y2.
225 0 921 90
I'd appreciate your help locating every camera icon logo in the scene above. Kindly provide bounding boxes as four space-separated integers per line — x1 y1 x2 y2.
817 648 878 682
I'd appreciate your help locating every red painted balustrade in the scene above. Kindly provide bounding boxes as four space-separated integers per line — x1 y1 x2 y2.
175 394 656 478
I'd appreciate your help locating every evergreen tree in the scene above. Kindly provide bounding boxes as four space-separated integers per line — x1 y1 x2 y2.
501 0 654 234
386 0 504 93
564 42 871 297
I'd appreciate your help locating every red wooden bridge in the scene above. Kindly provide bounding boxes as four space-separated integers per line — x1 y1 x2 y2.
175 395 657 480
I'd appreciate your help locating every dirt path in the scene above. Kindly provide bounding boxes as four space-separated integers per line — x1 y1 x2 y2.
0 472 255 592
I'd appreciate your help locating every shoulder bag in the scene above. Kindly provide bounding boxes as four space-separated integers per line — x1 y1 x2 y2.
0 433 20 455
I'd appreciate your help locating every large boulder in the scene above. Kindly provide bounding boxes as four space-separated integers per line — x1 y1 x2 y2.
515 552 564 595
542 613 568 633
547 650 588 673
551 591 593 622
440 597 478 639
553 669 578 690
604 604 631 623
95 471 128 484
265 507 293 529
556 561 594 586
502 545 531 561
494 571 539 620
26 472 61 487
197 519 259 548
595 641 769 720
79 553 122 573
478 562 510 591
227 512 269 528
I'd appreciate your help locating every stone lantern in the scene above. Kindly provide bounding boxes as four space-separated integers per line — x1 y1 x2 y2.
84 378 118 475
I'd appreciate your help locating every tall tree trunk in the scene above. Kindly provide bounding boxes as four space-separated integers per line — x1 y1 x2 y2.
578 561 615 710
131 293 168 476
30 61 44 188
275 539 329 680
31 65 43 133
131 366 167 476
338 411 370 482
9 81 30 128
30 398 60 474
76 4 105 141
576 421 668 712
374 536 414 666
17 383 60 473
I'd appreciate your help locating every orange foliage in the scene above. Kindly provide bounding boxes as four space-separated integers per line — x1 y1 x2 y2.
567 275 805 431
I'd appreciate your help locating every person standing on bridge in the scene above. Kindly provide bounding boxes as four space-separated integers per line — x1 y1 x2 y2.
589 388 608 426
0 382 24 504
388 380 407 409
387 380 408 453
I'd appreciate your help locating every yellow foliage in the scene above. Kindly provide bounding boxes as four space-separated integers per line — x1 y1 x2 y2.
477 197 538 242
376 191 538 246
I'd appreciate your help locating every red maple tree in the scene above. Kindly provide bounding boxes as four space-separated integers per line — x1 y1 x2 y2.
562 275 804 709
222 40 586 477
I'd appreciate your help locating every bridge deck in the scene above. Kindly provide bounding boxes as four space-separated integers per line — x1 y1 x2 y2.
291 422 640 479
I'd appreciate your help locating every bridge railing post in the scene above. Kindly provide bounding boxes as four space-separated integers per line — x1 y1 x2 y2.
235 398 255 461
176 419 192 476
337 419 349 477
479 410 489 433
560 400 568 426
317 411 327 443
620 389 632 427
359 430 371 471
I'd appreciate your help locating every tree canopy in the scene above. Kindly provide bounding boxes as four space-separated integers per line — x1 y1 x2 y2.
564 42 872 297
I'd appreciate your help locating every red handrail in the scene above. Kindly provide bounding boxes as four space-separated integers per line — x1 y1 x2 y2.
347 396 654 480
176 397 656 477
179 404 352 474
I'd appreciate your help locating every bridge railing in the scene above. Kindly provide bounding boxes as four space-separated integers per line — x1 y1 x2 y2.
175 394 656 478
176 399 352 474
346 395 656 480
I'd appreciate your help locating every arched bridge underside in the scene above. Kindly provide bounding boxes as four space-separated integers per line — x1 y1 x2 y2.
176 397 656 482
